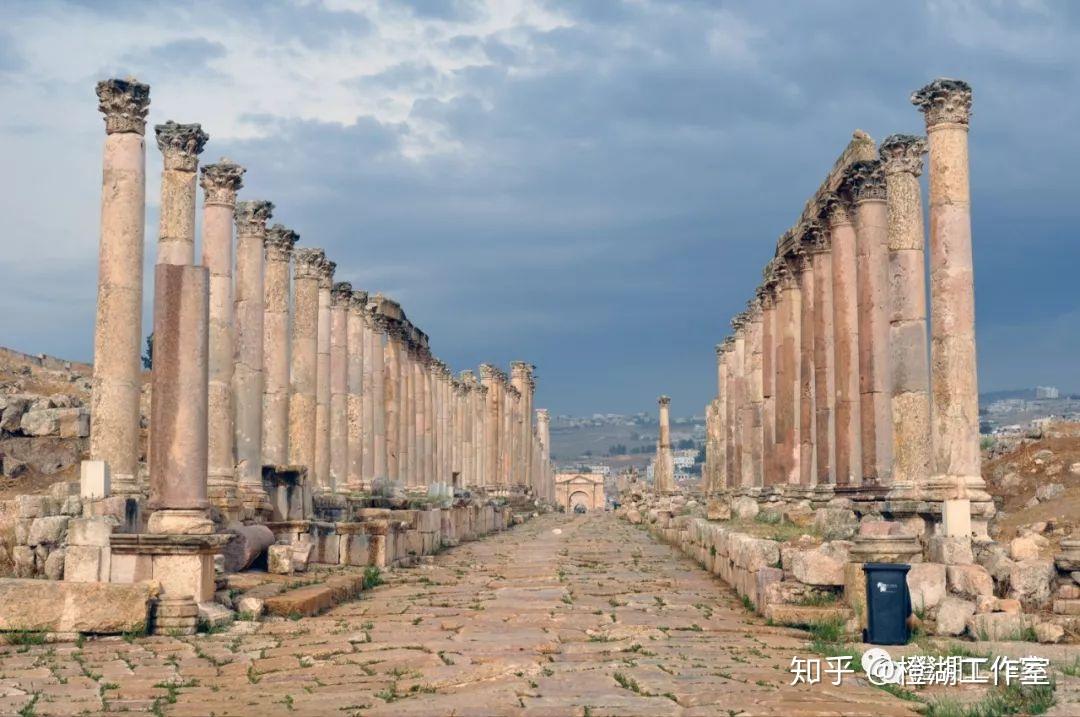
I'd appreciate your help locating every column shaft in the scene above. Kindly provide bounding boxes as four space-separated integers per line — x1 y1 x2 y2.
797 253 816 486
827 198 863 485
328 282 351 492
314 262 335 491
261 224 294 471
287 249 322 482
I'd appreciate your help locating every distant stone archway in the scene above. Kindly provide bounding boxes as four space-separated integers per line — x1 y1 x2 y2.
569 491 591 512
555 473 605 512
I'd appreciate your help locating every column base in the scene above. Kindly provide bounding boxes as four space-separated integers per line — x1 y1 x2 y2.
110 533 229 604
239 483 273 520
109 472 142 497
147 509 214 535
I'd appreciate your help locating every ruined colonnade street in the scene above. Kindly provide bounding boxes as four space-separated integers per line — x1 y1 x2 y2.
0 513 920 717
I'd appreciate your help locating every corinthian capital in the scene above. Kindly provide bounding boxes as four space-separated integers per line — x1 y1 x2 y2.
265 223 298 262
293 248 325 280
821 192 852 228
235 200 274 237
200 159 245 207
911 78 972 128
350 289 369 315
841 160 886 203
479 364 497 382
331 281 353 306
96 78 150 135
155 121 208 171
318 258 336 289
658 395 671 407
879 134 927 177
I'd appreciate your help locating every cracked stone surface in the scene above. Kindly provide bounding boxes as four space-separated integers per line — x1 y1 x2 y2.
0 514 920 716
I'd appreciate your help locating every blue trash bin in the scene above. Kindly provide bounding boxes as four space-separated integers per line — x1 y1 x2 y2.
863 563 911 645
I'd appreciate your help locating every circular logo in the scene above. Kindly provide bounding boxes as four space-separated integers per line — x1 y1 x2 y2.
862 648 904 685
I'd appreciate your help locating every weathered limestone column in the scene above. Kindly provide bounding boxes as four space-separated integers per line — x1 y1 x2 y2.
733 319 750 487
760 272 779 486
423 356 435 485
477 380 489 488
775 258 801 484
261 224 296 469
880 134 932 498
809 225 836 486
912 78 987 533
383 321 401 482
459 373 473 486
154 122 207 265
537 408 551 498
346 289 368 492
288 248 324 480
233 200 273 511
845 160 892 485
825 194 863 485
201 160 245 508
747 302 765 487
329 281 351 492
369 311 387 480
406 343 420 487
796 246 816 486
715 345 728 490
721 338 736 487
314 258 335 491
510 362 530 489
655 396 675 493
480 365 498 488
90 78 150 496
147 263 212 534
400 332 413 487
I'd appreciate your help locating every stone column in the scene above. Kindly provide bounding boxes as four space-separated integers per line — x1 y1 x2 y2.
154 122 207 266
732 319 749 486
383 322 401 482
796 246 816 486
406 344 420 487
510 362 530 489
912 78 987 533
458 374 472 486
721 338 736 487
233 200 273 512
844 160 892 485
880 134 932 498
775 258 801 484
346 289 368 493
288 248 323 481
760 272 778 486
715 345 728 490
329 281 351 492
261 224 296 470
201 161 245 509
314 258 335 491
147 263 212 534
537 408 551 498
480 365 498 488
655 396 675 493
825 194 863 486
808 225 836 486
424 356 435 485
747 302 765 487
399 333 413 487
90 78 150 496
369 311 387 480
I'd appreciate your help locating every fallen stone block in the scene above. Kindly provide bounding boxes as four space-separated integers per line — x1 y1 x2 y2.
0 578 154 633
197 602 235 629
936 596 975 636
267 544 293 575
907 563 946 611
946 564 994 599
967 612 1030 641
222 524 276 573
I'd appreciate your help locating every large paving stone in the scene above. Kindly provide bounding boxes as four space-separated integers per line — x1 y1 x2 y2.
0 578 154 633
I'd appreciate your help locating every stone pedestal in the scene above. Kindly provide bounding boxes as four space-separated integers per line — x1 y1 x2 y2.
90 78 150 496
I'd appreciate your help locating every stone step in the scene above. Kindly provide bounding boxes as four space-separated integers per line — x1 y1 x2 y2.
263 573 365 618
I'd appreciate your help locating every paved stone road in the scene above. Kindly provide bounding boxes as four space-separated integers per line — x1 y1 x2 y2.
0 513 918 716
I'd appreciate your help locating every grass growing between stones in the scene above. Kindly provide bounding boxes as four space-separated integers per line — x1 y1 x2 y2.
363 566 384 589
923 680 1055 717
5 629 47 646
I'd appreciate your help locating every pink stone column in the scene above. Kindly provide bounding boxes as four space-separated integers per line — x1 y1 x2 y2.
399 333 413 486
314 259 335 491
154 122 207 266
844 160 893 484
809 227 836 486
261 224 296 471
147 263 212 534
329 281 351 492
233 200 273 511
288 248 323 480
369 311 387 480
775 259 801 484
536 408 551 498
760 274 778 486
90 78 150 496
825 194 863 485
721 339 736 487
201 161 246 509
912 78 987 525
480 365 498 488
796 249 816 486
346 289 368 492
880 134 932 496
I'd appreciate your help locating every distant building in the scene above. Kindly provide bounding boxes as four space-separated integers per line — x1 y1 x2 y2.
1035 386 1060 399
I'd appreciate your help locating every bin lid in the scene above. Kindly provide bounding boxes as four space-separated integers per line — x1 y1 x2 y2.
863 562 911 573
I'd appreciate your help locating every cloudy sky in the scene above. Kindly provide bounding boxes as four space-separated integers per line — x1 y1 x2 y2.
1 0 1077 416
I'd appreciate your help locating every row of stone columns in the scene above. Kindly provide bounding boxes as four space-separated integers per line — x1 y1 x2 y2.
702 78 988 531
88 77 556 524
